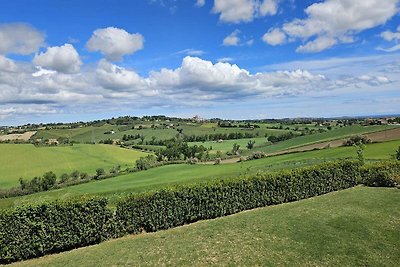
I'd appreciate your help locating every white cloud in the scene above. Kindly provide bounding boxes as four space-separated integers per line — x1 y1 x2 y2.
381 25 400 41
222 30 252 46
175 49 205 56
296 36 337 53
195 0 205 7
279 0 399 53
0 23 45 55
259 0 278 16
262 28 286 46
218 57 234 62
377 44 400 53
33 44 82 73
96 59 144 90
1 54 399 121
213 0 278 23
223 30 241 46
86 27 144 61
0 55 18 72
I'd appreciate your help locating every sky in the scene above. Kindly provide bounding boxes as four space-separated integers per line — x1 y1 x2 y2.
0 0 400 125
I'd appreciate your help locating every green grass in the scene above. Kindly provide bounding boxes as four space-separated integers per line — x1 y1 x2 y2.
0 144 149 188
10 187 400 267
245 124 399 155
1 140 398 210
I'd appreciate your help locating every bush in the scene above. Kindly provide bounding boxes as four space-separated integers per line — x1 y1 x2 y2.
343 135 371 146
136 155 158 170
360 161 400 187
247 151 267 160
115 161 359 235
0 198 115 264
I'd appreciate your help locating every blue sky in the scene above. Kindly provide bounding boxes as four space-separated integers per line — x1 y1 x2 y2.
0 0 400 125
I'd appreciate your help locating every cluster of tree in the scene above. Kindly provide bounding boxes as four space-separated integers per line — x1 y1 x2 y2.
155 140 207 161
135 155 159 170
122 133 143 141
19 171 57 193
0 166 122 199
183 132 259 142
267 132 295 143
343 135 371 146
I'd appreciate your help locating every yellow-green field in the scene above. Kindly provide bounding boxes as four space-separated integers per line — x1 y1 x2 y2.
0 144 149 188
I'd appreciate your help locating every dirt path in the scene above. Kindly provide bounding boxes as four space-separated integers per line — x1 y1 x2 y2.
203 127 400 164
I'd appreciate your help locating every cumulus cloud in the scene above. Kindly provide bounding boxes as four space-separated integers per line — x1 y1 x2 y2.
1 54 398 121
265 0 399 53
33 44 82 73
378 25 400 52
213 0 278 23
381 25 400 42
96 59 144 91
0 23 45 55
262 28 286 46
0 55 18 72
223 30 253 46
86 27 144 61
223 30 241 46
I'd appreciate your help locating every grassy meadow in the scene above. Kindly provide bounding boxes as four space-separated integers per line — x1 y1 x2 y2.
10 186 400 267
1 139 398 209
0 144 149 188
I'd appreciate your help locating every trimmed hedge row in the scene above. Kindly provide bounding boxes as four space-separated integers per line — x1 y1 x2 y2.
0 198 114 264
361 161 400 187
1 160 399 263
115 161 359 234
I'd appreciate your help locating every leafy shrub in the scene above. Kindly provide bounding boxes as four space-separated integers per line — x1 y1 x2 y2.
115 161 359 235
343 135 371 146
136 155 158 170
247 151 267 160
360 161 400 187
0 198 115 264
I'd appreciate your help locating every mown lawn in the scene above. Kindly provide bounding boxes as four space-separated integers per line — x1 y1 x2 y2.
1 140 398 210
10 187 400 267
0 144 149 188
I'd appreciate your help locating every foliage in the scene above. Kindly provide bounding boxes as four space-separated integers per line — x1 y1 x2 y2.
115 161 359 235
0 198 114 264
354 141 365 165
395 146 400 160
135 155 158 170
246 140 255 149
343 135 371 146
360 161 400 187
247 151 267 160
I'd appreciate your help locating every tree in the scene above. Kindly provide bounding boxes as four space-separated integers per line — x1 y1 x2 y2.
95 168 105 179
354 141 365 165
60 173 69 183
232 143 240 155
42 171 57 190
247 140 255 149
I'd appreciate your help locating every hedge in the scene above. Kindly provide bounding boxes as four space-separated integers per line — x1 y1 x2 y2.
1 160 399 263
361 161 400 187
115 160 359 234
0 198 114 264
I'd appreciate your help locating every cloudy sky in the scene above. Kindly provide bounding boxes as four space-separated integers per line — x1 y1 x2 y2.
0 0 400 125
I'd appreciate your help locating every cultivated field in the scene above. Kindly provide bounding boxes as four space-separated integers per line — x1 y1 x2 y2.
0 131 36 142
10 187 400 267
0 144 149 188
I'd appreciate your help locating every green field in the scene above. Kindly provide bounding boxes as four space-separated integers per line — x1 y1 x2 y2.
11 187 400 267
0 144 149 188
245 124 398 155
1 140 398 210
